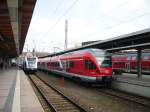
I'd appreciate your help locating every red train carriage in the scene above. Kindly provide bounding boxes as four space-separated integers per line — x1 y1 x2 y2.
38 48 113 85
112 51 150 74
38 57 51 71
112 53 127 74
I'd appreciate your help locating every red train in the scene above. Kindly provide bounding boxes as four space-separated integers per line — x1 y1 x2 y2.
38 48 113 85
112 51 150 74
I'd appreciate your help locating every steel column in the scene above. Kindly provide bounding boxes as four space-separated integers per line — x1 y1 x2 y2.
137 49 142 77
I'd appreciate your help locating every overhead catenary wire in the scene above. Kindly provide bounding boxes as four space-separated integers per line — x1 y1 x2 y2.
81 7 150 39
32 0 64 22
42 0 132 49
42 0 130 38
43 0 66 25
38 0 134 52
31 0 150 52
79 0 131 29
41 0 80 39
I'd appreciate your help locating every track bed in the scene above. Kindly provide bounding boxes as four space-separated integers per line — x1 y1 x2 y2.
29 74 86 112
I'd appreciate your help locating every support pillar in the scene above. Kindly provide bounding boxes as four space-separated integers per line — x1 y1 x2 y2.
137 49 142 78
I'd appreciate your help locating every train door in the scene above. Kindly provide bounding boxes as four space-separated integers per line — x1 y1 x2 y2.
61 60 67 71
125 62 130 72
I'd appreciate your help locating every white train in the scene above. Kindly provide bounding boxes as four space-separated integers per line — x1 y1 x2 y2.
23 53 38 74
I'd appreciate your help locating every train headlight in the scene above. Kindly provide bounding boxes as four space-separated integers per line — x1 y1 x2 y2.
105 70 109 74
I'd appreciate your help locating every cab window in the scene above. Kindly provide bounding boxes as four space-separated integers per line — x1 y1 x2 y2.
85 60 96 70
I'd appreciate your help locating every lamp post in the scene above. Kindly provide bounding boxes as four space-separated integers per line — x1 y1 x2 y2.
65 19 68 50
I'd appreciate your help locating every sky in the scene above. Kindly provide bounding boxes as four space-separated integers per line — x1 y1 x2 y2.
23 0 150 53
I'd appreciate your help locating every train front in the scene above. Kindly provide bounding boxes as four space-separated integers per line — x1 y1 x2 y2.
92 49 113 84
25 57 38 73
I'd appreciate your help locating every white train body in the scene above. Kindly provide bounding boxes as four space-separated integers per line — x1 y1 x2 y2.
23 53 38 73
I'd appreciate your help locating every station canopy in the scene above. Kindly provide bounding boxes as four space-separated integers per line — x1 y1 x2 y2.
0 0 36 58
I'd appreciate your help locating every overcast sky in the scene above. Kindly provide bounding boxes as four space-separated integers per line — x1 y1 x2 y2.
23 0 150 53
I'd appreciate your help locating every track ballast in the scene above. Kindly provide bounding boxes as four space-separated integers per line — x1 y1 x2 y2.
29 74 87 112
98 88 150 108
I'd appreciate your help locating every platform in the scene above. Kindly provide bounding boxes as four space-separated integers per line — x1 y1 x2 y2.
0 68 44 112
112 73 150 98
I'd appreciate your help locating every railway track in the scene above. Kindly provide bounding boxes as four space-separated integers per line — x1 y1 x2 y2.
29 74 87 112
98 88 150 108
28 75 52 112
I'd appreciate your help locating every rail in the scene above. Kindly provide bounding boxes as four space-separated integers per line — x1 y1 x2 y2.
98 88 150 108
29 74 87 112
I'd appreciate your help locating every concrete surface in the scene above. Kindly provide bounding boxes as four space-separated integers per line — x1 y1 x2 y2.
0 68 44 112
112 73 150 98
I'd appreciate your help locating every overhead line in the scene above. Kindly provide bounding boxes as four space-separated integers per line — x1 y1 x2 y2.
82 9 150 38
44 0 66 24
73 0 131 32
41 0 80 38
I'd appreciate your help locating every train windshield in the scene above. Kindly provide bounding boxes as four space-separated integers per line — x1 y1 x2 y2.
27 58 36 65
89 49 112 68
100 55 112 68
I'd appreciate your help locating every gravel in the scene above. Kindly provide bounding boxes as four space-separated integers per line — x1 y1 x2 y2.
36 71 150 112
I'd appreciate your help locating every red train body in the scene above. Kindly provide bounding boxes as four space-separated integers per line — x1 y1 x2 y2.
38 48 112 84
112 51 150 74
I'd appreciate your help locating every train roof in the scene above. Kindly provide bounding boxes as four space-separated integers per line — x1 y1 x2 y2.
38 57 50 62
61 48 105 55
59 48 106 58
39 48 106 59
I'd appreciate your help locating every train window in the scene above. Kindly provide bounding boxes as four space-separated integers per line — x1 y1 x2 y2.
85 60 96 70
56 62 59 67
66 61 70 68
143 54 149 60
142 66 147 70
101 56 112 68
51 62 59 67
127 56 131 60
61 61 67 69
62 61 74 69
52 62 54 67
64 61 69 69
61 61 70 69
132 56 136 60
69 61 74 68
